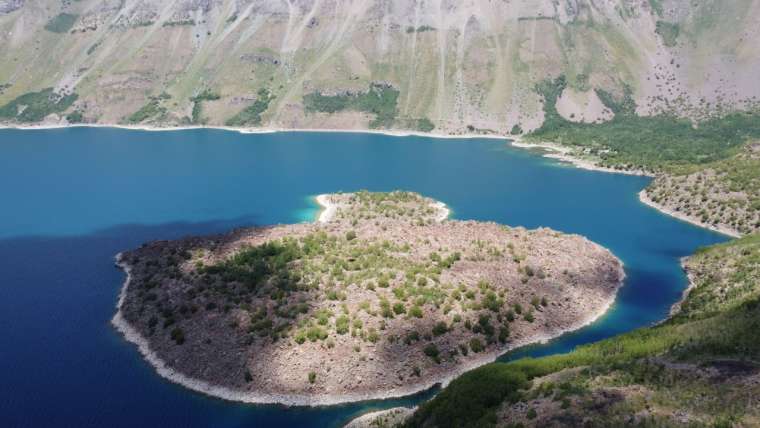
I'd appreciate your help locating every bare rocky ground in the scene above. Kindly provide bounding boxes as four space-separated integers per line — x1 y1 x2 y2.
115 191 624 404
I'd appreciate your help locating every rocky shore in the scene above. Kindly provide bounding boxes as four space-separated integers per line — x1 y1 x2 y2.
113 191 624 406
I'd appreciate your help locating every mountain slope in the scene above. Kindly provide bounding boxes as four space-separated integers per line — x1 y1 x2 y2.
1 0 759 133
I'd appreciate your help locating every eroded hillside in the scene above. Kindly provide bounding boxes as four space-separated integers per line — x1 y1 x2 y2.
1 0 759 133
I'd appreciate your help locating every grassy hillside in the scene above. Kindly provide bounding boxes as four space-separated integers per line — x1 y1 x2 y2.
404 234 760 427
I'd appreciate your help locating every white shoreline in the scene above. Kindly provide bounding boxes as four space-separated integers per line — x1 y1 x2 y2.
0 122 509 141
314 194 338 223
510 140 654 177
111 207 624 407
638 190 741 238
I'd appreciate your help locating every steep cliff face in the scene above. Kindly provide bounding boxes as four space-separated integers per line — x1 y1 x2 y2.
0 0 758 132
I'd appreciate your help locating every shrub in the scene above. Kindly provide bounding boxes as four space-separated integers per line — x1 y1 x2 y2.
469 338 484 353
170 327 185 345
306 326 328 341
335 315 349 334
393 302 406 315
308 371 317 384
527 408 537 420
345 230 357 241
424 343 441 363
404 331 420 345
499 326 510 343
432 321 448 336
409 306 423 318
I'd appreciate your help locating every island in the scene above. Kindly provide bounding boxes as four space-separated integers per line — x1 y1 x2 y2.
112 191 624 405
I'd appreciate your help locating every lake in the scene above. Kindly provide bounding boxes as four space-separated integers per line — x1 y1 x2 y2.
0 128 727 427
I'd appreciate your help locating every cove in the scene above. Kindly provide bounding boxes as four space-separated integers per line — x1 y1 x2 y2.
0 128 726 428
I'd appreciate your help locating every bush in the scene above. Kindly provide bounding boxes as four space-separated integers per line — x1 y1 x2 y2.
424 343 441 363
335 315 349 334
527 408 537 420
499 326 510 343
469 338 484 353
409 306 423 318
345 230 357 241
308 371 317 384
404 331 420 345
170 327 185 345
306 326 328 342
432 321 448 336
393 302 407 315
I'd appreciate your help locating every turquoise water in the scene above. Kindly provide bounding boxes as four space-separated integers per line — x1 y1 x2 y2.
0 128 727 427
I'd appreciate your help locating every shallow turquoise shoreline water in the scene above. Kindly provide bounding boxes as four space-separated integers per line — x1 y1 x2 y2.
0 128 726 427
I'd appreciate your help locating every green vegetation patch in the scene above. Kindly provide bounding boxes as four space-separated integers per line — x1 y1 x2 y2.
125 93 171 124
44 13 79 33
406 25 436 33
655 21 680 47
528 76 760 172
406 235 760 427
303 84 400 129
648 0 664 17
190 90 221 124
225 89 273 127
0 88 78 123
415 118 435 133
66 111 84 123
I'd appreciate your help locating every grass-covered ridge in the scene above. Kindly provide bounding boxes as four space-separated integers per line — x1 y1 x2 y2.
0 88 78 123
405 234 760 427
303 83 400 129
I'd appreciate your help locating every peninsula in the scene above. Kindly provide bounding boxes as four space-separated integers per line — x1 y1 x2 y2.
113 191 624 405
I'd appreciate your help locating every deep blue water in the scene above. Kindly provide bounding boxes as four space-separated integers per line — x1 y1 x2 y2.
0 128 727 427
